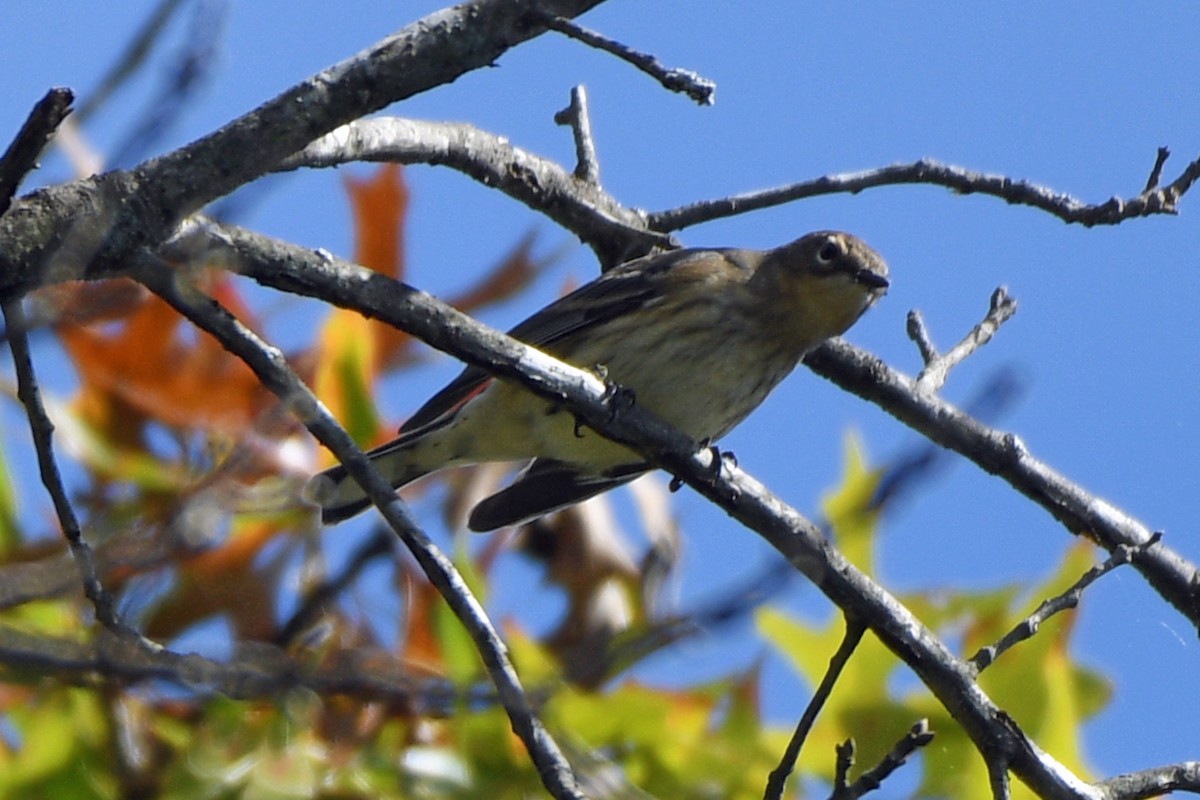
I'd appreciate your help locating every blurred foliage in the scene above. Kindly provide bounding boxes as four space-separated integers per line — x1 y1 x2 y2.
0 165 1109 799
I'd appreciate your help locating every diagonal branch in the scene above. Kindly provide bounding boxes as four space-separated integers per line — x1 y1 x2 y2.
0 0 610 298
0 88 75 214
970 534 1163 672
910 287 1018 393
162 220 1100 800
765 617 867 800
538 12 716 105
832 720 935 800
3 298 122 632
134 256 587 800
805 341 1200 634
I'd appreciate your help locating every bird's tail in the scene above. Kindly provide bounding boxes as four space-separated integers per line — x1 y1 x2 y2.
302 436 436 525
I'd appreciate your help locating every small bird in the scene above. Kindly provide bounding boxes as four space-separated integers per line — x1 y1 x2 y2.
305 230 889 530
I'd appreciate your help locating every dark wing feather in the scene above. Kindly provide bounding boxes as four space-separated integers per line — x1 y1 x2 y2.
467 459 649 531
400 250 707 435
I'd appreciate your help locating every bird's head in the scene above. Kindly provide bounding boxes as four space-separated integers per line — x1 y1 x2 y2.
755 230 889 347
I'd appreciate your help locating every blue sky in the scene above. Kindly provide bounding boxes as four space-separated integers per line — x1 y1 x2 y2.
4 1 1199 780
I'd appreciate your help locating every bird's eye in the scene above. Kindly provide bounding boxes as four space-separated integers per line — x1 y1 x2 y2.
816 238 843 264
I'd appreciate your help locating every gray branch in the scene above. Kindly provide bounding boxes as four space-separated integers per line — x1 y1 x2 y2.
279 116 671 268
805 341 1200 634
647 155 1200 233
970 534 1162 672
555 85 602 185
0 0 608 298
163 219 1101 800
134 257 587 800
911 287 1018 393
539 12 716 105
1096 762 1200 800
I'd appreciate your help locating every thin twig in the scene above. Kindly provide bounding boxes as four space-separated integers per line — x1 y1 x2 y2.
915 287 1018 393
970 533 1162 672
539 13 715 105
275 527 395 647
133 257 586 800
988 758 1013 800
555 85 601 185
74 0 188 124
1143 146 1170 193
832 740 856 798
0 92 130 631
906 310 939 366
764 618 867 800
2 299 123 632
648 154 1200 232
0 88 74 214
832 720 935 800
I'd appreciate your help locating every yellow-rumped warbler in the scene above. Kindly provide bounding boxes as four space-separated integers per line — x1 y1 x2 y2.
306 230 889 530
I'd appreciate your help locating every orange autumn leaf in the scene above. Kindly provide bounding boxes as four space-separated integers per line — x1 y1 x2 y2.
344 163 412 371
444 230 548 315
340 166 553 372
57 274 274 444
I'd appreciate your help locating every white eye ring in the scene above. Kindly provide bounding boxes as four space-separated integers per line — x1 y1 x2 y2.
816 237 843 264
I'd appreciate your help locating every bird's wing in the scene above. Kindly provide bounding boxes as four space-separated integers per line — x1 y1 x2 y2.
466 458 649 531
399 249 717 435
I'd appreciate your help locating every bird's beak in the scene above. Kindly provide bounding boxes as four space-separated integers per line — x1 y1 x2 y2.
854 269 890 290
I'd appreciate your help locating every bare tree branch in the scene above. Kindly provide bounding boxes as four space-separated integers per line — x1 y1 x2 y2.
911 287 1018 393
765 617 867 800
805 341 1200 635
1143 146 1171 193
0 88 74 213
279 116 672 267
0 0 610 298
0 89 141 637
164 220 1100 800
1096 762 1200 800
970 533 1163 672
647 155 1200 233
555 85 602 185
538 12 716 105
133 256 587 800
3 297 127 634
831 720 936 800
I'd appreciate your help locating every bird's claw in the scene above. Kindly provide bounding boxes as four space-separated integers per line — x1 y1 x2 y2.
602 381 637 421
573 380 636 438
668 444 734 492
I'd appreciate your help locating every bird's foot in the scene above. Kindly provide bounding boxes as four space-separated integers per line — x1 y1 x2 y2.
576 380 636 437
601 380 637 421
669 443 733 492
